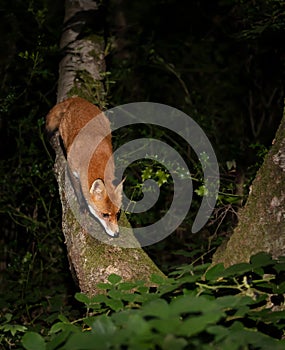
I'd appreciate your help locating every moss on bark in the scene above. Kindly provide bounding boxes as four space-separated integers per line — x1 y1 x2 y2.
49 0 164 295
212 105 285 267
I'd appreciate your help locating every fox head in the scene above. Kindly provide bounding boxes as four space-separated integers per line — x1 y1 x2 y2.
88 178 123 237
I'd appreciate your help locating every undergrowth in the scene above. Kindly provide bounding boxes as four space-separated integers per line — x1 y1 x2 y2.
1 252 284 349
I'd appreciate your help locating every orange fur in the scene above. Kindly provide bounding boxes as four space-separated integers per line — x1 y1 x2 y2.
46 97 123 237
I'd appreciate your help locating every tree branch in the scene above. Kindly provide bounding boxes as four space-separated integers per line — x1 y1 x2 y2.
49 0 164 295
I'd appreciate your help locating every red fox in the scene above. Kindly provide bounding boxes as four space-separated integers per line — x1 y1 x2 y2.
46 96 123 237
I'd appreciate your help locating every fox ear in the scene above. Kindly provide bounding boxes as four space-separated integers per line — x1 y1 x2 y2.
115 178 125 201
90 179 106 200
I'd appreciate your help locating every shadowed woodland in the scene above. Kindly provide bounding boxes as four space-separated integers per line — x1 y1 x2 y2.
1 0 285 348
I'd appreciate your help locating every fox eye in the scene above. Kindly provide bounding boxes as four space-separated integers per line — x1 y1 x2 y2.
102 213 110 218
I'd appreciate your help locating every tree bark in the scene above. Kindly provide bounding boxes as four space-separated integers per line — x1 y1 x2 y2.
49 0 163 295
212 105 285 267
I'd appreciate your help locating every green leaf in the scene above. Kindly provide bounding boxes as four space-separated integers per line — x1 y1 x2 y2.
224 321 285 350
158 282 182 297
118 282 137 291
233 305 250 318
90 294 109 304
14 325 27 336
137 286 149 294
10 324 27 336
193 263 211 273
3 313 13 323
205 263 225 280
150 274 166 285
108 274 122 284
195 185 208 197
63 333 109 350
0 324 27 336
105 298 124 311
250 252 274 268
141 167 154 180
149 318 181 334
108 289 123 299
75 293 91 305
141 299 170 318
272 281 285 294
170 295 220 316
119 292 137 303
161 334 187 350
251 310 285 323
58 314 70 324
49 322 80 335
46 330 71 350
207 325 229 342
97 282 112 290
178 312 223 336
155 169 170 186
49 322 65 334
215 295 254 309
222 263 252 277
274 263 285 274
124 313 151 336
112 310 132 326
22 332 46 350
92 315 117 335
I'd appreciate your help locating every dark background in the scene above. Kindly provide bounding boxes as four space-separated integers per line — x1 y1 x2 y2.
0 0 284 327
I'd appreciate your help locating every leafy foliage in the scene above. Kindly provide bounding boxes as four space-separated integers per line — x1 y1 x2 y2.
12 253 284 349
0 3 73 348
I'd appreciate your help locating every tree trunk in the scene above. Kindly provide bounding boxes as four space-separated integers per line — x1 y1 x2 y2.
212 105 285 267
49 0 163 295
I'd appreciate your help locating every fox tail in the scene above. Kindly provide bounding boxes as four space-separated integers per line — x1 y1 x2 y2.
46 107 64 135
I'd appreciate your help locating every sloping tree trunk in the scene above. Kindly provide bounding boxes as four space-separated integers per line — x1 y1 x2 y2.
212 105 285 267
49 0 163 295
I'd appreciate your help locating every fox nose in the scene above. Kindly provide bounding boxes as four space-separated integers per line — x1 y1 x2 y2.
107 230 119 238
113 231 119 238
109 223 119 238
106 226 120 238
